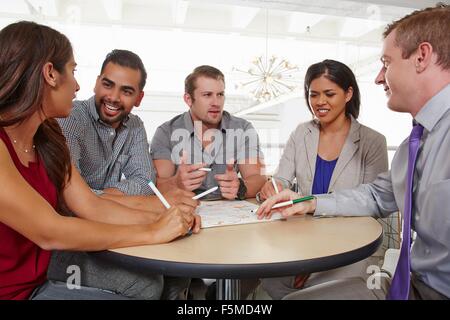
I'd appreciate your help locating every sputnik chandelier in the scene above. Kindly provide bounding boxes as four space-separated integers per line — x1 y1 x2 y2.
233 9 301 102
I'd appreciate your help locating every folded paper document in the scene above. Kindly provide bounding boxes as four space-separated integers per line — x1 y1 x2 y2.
197 200 283 228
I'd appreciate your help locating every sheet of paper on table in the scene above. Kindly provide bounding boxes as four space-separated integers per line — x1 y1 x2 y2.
197 200 283 228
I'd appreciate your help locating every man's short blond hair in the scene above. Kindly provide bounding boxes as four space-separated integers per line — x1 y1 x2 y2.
383 3 450 70
184 65 225 99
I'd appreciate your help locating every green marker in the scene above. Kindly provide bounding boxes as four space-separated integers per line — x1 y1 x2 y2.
252 195 315 213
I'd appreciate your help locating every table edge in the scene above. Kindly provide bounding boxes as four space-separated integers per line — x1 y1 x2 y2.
96 229 383 279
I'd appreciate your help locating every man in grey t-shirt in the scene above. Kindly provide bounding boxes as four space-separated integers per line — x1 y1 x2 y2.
151 65 266 200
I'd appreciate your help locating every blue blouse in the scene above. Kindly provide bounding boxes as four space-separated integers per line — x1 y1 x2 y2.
312 155 338 195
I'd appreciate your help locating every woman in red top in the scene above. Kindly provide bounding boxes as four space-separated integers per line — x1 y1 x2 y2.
0 21 201 300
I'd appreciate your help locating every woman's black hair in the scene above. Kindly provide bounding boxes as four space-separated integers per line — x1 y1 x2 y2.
304 59 360 119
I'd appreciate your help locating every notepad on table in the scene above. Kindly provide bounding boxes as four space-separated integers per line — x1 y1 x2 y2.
197 200 283 228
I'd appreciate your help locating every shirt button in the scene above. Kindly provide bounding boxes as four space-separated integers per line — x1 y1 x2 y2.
110 131 114 136
425 248 431 255
415 215 420 221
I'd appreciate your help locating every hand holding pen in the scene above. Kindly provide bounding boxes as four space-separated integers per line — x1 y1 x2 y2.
148 181 201 236
161 188 199 211
256 189 316 219
258 176 284 201
214 160 239 200
175 151 209 191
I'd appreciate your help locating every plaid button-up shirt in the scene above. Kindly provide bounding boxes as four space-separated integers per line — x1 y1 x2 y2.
57 96 155 195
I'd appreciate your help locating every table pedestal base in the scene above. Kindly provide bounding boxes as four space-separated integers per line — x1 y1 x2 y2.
216 279 240 300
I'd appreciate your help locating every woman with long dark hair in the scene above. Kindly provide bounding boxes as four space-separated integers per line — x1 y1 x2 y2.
0 21 200 300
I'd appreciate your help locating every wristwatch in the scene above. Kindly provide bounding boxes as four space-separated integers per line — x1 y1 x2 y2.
236 178 247 200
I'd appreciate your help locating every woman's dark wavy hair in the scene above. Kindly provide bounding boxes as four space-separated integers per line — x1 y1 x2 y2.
304 59 361 119
0 21 73 212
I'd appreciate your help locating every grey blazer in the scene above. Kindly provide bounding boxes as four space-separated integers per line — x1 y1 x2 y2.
275 117 388 195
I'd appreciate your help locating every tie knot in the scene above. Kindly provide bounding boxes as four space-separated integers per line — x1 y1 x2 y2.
410 123 424 141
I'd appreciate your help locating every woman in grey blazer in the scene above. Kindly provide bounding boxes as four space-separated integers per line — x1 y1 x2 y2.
259 60 388 299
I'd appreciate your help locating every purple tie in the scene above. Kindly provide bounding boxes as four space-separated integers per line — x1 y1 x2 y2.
387 123 424 300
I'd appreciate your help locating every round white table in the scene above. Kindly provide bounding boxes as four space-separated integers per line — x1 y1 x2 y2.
98 215 383 300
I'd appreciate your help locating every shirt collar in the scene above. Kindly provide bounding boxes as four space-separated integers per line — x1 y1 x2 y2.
183 111 195 134
87 96 100 121
415 84 450 132
219 111 230 131
183 111 229 135
87 95 130 127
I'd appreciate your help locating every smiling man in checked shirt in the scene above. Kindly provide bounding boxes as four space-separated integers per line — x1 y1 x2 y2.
48 49 197 300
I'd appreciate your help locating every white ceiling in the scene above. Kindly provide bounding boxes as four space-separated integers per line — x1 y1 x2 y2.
0 0 444 150
1 0 441 44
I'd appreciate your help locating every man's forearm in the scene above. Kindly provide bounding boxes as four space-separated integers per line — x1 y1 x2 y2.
79 195 161 225
103 187 125 195
156 176 178 193
99 193 166 214
154 159 179 192
244 175 266 198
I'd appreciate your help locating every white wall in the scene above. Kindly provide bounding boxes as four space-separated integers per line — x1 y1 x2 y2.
0 1 416 173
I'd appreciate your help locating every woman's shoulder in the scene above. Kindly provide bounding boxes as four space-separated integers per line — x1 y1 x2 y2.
290 119 317 136
356 121 386 144
0 137 14 165
0 128 13 156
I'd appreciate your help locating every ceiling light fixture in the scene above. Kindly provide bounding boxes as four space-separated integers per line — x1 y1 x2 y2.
233 9 301 103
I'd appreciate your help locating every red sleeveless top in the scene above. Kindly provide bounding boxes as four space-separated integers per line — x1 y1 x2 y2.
0 127 58 300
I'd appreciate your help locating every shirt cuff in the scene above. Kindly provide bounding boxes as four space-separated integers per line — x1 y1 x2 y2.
313 193 338 217
151 149 173 161
109 181 152 196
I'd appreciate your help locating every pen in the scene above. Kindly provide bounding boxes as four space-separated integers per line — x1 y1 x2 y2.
148 181 171 209
271 177 279 194
251 195 315 213
148 181 194 235
198 167 212 172
192 186 219 200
